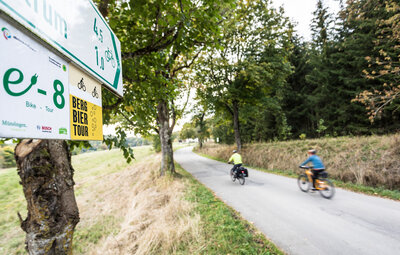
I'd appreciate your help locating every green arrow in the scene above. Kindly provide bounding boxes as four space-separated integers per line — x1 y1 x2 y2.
110 32 121 90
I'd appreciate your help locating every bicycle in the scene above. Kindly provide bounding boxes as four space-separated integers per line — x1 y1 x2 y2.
77 78 86 91
105 48 116 68
92 86 99 98
230 163 248 185
297 166 335 199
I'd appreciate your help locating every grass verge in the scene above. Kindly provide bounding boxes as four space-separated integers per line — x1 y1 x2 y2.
196 152 400 201
176 163 283 255
1 146 282 254
0 146 153 254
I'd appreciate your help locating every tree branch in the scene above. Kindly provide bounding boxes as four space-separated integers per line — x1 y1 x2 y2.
98 0 110 18
172 50 201 77
103 97 123 110
122 22 184 59
118 110 136 128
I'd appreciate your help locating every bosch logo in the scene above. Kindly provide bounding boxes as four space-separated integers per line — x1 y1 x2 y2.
41 126 52 133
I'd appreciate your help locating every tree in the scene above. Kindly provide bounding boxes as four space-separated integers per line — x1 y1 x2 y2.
15 140 79 254
353 0 400 120
179 122 196 140
305 0 336 135
282 36 315 137
196 0 292 150
97 0 234 175
192 111 210 149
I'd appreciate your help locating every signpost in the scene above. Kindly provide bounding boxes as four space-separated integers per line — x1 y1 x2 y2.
0 0 123 96
0 17 71 139
0 0 122 141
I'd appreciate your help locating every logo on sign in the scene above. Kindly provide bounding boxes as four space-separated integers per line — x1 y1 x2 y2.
36 125 52 133
42 126 52 133
1 27 11 40
59 128 68 135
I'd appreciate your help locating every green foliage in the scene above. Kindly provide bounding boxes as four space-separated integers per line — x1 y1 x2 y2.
196 0 293 145
210 113 235 145
94 0 235 171
152 134 161 153
0 146 16 168
179 122 196 140
316 119 327 136
104 128 134 163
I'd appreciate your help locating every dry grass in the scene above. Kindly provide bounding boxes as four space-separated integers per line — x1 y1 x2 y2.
76 154 202 255
197 134 400 190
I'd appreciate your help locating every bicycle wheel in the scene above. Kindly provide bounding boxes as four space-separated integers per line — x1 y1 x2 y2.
230 169 236 182
318 179 335 199
238 175 245 185
297 174 310 192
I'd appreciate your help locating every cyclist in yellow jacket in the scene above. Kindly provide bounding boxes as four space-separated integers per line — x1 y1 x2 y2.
228 150 242 175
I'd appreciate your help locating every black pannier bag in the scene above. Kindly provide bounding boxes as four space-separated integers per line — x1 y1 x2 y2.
239 166 248 177
320 171 328 178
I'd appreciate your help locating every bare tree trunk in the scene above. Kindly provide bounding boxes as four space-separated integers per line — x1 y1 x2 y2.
157 101 175 175
15 139 79 255
232 100 242 151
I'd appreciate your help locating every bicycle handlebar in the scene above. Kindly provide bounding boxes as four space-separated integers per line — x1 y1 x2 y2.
299 165 310 169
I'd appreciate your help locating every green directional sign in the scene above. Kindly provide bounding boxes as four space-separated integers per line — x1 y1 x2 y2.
0 0 123 97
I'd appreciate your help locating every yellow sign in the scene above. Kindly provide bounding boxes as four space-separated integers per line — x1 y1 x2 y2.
70 95 103 140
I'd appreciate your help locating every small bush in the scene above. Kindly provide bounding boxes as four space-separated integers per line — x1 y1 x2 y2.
0 146 16 168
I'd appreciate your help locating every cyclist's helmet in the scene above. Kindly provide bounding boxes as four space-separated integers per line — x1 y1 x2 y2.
233 150 237 153
308 149 316 154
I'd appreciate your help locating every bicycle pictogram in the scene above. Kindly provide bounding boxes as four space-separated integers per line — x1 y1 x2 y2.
77 78 86 91
105 47 116 68
92 86 99 98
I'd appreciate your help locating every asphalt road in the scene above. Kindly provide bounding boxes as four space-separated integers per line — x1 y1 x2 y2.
175 147 400 255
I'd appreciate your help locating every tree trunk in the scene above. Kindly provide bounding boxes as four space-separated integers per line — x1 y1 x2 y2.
232 101 242 151
15 139 79 255
198 112 205 149
157 101 175 175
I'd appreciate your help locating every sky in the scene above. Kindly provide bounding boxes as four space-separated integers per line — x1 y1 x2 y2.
271 0 341 41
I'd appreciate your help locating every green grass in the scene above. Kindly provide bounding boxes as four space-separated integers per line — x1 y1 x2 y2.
73 215 120 254
176 164 283 255
195 151 400 201
0 167 26 255
0 146 153 254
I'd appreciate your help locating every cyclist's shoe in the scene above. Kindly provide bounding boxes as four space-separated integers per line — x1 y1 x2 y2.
311 188 317 192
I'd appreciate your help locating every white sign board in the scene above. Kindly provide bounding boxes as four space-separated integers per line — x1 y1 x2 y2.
0 16 70 139
0 0 123 96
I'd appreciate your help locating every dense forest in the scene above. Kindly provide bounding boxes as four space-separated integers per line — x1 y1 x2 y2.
181 0 400 146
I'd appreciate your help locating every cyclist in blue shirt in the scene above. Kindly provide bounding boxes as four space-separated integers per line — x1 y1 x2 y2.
300 149 325 191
